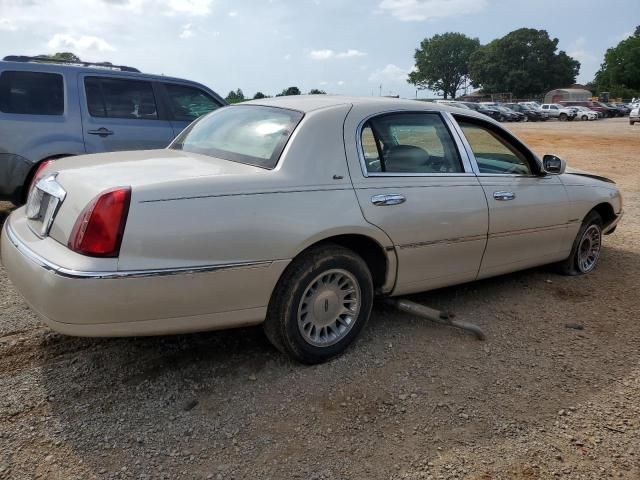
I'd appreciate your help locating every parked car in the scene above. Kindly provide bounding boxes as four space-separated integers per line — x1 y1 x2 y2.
607 103 629 116
0 55 226 205
504 103 544 121
571 106 599 121
1 97 623 363
541 103 577 121
480 103 520 121
630 105 640 125
517 101 550 120
459 102 504 121
560 101 610 118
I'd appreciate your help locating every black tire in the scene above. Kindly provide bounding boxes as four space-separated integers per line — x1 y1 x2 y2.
557 211 603 276
264 244 374 364
559 113 567 121
582 115 588 121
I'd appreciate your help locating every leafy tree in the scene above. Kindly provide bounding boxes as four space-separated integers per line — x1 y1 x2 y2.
36 52 82 62
253 91 267 99
594 32 640 98
408 32 480 99
276 86 301 96
308 88 326 94
469 28 580 97
225 88 245 104
635 25 640 37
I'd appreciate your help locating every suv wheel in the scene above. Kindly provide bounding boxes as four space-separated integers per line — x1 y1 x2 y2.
559 113 567 121
264 244 374 364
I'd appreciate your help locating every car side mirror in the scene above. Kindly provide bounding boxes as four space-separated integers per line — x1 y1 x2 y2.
542 154 566 175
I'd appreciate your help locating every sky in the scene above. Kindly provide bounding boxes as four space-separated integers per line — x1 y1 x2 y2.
0 0 638 99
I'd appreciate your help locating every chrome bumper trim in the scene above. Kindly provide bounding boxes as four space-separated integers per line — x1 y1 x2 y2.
4 218 273 280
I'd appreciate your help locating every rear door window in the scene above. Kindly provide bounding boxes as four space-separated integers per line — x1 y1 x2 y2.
84 77 158 119
0 71 64 115
164 83 222 121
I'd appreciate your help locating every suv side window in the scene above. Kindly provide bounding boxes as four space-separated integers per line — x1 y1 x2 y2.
457 119 532 175
164 83 221 121
361 113 463 174
0 71 64 115
84 77 158 120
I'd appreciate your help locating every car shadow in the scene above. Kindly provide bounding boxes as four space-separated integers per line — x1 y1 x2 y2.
17 242 640 478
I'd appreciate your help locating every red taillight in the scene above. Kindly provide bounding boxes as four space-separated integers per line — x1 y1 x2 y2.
29 159 55 194
68 187 131 257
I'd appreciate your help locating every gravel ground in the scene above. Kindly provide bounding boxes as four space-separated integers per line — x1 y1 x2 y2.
1 117 639 479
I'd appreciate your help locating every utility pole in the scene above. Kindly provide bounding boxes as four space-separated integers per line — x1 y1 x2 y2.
379 84 382 97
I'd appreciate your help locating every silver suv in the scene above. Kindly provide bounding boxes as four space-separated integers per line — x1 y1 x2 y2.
540 103 577 121
0 56 225 204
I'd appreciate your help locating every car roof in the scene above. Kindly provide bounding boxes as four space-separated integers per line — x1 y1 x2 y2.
241 95 480 116
0 59 201 85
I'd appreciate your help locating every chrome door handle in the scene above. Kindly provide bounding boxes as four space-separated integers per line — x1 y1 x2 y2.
371 193 406 206
87 127 114 137
493 191 516 201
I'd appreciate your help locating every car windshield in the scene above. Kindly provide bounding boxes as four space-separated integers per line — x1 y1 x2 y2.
170 105 303 169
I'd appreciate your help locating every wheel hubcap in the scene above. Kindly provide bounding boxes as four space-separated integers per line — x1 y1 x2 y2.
577 225 601 273
297 269 361 347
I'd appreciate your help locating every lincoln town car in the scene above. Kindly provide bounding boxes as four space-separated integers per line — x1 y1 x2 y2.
1 96 623 363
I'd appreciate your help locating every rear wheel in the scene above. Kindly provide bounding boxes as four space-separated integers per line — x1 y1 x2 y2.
557 211 603 276
559 113 567 121
264 244 374 364
582 114 588 121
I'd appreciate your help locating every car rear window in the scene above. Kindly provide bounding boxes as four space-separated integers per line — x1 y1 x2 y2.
0 71 64 115
84 76 158 120
170 105 303 169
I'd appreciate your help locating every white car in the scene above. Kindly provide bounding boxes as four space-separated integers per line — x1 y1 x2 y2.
541 104 577 121
571 106 599 121
1 96 624 363
630 105 640 125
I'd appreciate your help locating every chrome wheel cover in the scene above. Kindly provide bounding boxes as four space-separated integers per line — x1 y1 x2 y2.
297 269 361 347
577 224 602 273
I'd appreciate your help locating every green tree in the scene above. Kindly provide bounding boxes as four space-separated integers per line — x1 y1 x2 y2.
594 32 640 98
277 86 301 96
408 32 480 99
253 91 267 99
225 88 245 104
36 52 82 62
469 28 580 97
308 88 326 94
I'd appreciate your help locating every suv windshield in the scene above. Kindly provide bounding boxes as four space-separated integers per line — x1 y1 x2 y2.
170 105 303 169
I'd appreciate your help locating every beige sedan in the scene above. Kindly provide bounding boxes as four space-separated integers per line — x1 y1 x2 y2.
1 96 623 363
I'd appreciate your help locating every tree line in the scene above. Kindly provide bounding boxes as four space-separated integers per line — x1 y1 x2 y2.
225 86 326 104
409 26 640 100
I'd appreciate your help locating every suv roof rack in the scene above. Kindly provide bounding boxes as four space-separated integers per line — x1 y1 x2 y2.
2 55 141 73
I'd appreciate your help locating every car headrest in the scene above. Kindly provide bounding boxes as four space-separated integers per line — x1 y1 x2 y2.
385 145 430 173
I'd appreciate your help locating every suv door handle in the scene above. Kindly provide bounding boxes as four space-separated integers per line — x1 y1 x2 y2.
371 194 406 206
493 191 516 201
87 128 114 137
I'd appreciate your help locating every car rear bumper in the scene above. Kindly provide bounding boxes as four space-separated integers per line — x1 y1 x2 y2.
1 216 287 336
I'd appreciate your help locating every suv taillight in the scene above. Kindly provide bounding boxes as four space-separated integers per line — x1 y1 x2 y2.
68 187 131 257
28 159 54 195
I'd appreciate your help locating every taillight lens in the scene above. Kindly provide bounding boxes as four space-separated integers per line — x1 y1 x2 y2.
68 187 131 257
29 159 55 194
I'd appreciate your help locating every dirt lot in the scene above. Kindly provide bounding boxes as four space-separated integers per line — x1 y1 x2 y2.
1 117 639 480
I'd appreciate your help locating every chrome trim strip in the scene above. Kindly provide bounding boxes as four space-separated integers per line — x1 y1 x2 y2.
5 220 273 280
141 187 353 203
398 234 487 249
488 223 570 239
354 109 475 178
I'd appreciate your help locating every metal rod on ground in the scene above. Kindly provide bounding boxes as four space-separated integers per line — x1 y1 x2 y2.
384 298 486 341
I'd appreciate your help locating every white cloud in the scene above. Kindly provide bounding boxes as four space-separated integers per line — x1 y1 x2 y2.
337 80 345 85
166 0 213 16
614 31 632 42
0 18 18 31
368 64 410 83
228 10 238 17
568 36 596 64
48 33 116 55
309 48 366 60
283 53 291 60
179 23 194 39
377 0 487 21
319 80 328 86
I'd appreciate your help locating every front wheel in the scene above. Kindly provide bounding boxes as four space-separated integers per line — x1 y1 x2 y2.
264 244 374 364
582 115 588 121
557 211 603 276
559 113 567 121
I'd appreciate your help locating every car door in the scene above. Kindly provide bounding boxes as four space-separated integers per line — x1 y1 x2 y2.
344 108 489 295
452 115 571 279
158 82 224 137
78 74 175 153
